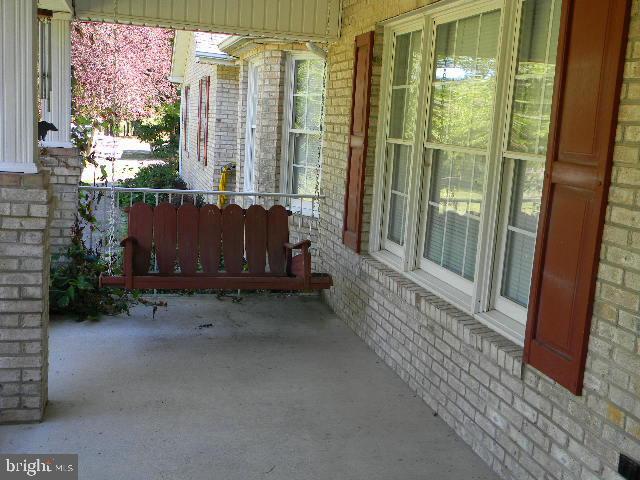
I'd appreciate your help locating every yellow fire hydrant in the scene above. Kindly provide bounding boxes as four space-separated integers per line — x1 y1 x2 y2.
217 163 236 208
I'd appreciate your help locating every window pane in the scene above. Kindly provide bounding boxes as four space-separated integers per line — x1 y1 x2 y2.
424 150 485 280
393 33 411 86
500 160 544 306
306 95 322 131
389 89 407 138
293 133 308 167
507 0 562 155
428 10 501 148
388 30 423 141
386 144 411 245
388 194 407 245
293 133 321 167
308 60 325 92
391 144 410 193
293 166 317 195
293 95 306 129
294 60 309 93
502 232 536 306
292 59 324 131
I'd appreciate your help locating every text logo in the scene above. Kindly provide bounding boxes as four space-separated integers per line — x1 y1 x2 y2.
0 455 77 480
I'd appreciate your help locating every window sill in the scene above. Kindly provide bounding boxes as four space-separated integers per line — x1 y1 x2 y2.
360 253 524 377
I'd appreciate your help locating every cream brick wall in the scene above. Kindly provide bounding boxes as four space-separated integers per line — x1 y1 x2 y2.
40 147 83 256
0 172 52 423
318 1 640 479
180 36 239 192
233 42 307 194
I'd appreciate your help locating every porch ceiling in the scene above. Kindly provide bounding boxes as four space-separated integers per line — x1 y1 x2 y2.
73 0 341 41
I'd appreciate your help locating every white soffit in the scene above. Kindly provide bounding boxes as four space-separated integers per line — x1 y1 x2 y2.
74 0 341 41
38 0 73 13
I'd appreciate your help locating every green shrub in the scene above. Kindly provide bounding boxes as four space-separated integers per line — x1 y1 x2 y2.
119 159 192 206
50 219 135 320
132 101 180 159
71 115 95 154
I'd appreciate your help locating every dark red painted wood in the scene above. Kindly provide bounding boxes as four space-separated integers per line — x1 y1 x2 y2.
524 0 631 395
245 205 268 274
177 203 199 274
343 31 374 253
222 204 245 274
199 204 222 273
267 205 289 274
128 202 153 275
120 237 135 289
101 272 333 290
197 76 210 165
103 203 333 292
153 203 177 274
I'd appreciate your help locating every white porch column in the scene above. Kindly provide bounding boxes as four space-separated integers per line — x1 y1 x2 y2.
41 12 73 148
0 0 38 173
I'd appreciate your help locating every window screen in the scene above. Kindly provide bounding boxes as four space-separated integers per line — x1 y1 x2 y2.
500 0 562 307
423 10 501 281
384 29 423 247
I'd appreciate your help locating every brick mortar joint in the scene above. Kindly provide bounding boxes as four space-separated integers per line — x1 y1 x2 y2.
358 254 524 376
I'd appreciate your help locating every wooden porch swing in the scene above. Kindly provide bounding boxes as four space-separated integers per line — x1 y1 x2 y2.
99 202 333 291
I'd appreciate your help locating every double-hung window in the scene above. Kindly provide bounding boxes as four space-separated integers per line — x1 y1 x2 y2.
283 54 326 209
244 61 259 191
371 0 562 344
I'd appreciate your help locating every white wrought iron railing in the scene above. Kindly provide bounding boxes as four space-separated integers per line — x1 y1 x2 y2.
77 186 323 259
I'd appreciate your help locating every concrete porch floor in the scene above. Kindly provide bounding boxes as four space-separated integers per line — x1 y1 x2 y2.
1 294 496 480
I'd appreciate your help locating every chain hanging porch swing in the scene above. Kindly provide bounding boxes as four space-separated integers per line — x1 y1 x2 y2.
99 0 333 292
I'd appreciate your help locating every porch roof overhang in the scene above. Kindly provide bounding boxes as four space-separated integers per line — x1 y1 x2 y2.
73 0 341 42
169 30 190 84
38 0 73 14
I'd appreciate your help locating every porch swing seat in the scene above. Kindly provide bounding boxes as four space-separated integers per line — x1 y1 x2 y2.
99 202 333 291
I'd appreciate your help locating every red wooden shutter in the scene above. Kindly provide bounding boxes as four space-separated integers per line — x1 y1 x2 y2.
197 79 204 162
524 0 631 394
203 76 210 166
197 77 210 165
183 86 190 152
342 31 374 253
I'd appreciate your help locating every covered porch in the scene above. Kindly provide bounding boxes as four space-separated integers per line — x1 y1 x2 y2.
0 294 495 480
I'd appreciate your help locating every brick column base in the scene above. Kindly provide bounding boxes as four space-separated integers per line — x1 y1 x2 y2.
0 172 52 423
40 147 83 256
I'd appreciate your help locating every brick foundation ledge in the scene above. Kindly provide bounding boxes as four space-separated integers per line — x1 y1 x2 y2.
0 171 52 423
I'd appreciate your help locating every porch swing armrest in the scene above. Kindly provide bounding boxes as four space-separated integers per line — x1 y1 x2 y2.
284 239 311 250
120 237 137 290
119 236 137 247
285 240 312 289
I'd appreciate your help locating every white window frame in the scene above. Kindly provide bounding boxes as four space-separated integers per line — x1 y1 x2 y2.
369 0 559 345
244 59 259 192
39 18 52 115
378 20 426 263
281 52 326 207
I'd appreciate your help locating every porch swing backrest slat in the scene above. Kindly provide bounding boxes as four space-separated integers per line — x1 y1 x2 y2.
198 205 222 273
245 205 268 274
153 203 177 274
129 203 153 275
177 204 199 274
100 202 333 291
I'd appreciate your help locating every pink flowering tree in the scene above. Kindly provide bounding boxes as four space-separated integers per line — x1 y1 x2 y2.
71 22 177 126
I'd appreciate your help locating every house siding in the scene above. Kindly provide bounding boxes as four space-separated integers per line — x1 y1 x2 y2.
318 1 640 480
232 42 321 261
233 42 308 194
180 36 239 192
